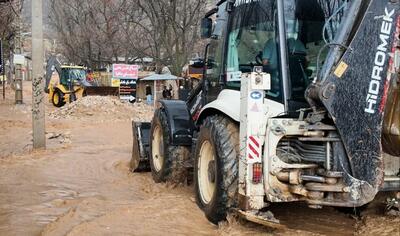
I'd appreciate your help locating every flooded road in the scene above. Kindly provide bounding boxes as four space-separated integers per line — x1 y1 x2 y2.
0 82 398 236
0 87 217 236
0 119 217 235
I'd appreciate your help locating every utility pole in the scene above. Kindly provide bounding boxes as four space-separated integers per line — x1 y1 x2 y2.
14 19 23 104
0 40 5 100
32 0 46 149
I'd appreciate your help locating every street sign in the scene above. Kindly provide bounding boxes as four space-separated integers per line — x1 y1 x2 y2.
13 54 25 65
112 64 139 101
120 78 137 101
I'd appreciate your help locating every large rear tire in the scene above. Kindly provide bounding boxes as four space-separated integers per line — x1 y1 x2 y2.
149 109 190 184
52 89 66 108
194 115 240 224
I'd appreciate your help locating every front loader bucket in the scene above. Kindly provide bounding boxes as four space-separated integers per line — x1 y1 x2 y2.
84 86 119 96
130 121 151 172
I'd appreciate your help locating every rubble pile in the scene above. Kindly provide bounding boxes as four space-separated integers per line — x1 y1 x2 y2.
48 96 154 121
130 102 155 122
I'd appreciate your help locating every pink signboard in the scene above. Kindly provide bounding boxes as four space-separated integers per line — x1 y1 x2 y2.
112 64 139 79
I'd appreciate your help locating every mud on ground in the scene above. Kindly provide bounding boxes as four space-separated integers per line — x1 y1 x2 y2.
0 82 398 236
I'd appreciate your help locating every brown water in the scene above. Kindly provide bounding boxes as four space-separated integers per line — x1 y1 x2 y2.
0 82 397 236
0 118 217 236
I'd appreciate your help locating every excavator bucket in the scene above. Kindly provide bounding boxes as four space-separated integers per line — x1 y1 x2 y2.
84 86 120 97
130 121 151 172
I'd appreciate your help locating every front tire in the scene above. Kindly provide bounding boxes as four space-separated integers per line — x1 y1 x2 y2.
149 109 190 184
52 89 65 107
194 115 240 224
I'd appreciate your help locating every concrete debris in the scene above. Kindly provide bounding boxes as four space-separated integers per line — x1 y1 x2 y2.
46 132 62 140
45 131 72 144
48 96 154 122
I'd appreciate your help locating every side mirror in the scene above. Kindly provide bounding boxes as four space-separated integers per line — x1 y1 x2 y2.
200 18 212 39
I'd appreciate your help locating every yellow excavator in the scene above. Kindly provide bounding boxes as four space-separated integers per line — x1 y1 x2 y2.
45 56 119 107
45 57 89 107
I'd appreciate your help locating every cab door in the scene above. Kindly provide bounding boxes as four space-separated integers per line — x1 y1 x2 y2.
205 2 229 103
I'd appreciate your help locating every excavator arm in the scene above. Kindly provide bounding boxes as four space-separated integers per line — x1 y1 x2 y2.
45 56 62 93
306 0 400 205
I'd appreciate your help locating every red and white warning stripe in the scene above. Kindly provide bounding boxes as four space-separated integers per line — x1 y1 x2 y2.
248 136 261 160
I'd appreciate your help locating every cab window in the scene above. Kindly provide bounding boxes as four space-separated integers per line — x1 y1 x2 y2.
226 0 281 101
284 0 348 101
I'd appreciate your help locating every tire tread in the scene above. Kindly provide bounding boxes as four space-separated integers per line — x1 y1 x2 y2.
194 115 239 224
150 109 190 183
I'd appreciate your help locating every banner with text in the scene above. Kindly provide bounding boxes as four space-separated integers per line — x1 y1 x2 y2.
112 64 138 101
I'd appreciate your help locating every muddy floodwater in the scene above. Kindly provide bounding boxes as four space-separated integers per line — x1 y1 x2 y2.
0 82 398 236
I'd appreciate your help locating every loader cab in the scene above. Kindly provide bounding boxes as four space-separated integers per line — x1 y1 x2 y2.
59 66 86 90
202 0 347 112
47 65 87 92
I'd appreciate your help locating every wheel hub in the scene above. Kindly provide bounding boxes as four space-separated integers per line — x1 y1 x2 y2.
152 125 164 172
198 140 216 204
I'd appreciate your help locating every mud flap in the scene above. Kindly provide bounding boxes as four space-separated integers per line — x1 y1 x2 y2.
130 121 151 172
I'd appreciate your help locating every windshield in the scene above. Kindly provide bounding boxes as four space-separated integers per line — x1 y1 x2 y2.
69 69 86 81
227 0 276 77
227 0 280 100
60 68 86 87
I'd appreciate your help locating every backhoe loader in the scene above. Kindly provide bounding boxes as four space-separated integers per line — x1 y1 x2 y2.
131 0 400 226
45 56 119 107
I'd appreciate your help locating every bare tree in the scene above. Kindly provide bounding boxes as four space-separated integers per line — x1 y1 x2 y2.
0 0 24 84
0 0 23 49
48 0 208 74
127 0 207 74
49 0 98 66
